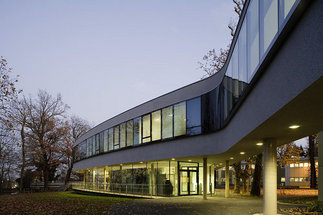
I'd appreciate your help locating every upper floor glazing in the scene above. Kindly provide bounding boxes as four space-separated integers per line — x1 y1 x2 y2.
75 0 301 162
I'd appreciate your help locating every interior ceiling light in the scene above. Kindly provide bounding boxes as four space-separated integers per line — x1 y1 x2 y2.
256 142 263 146
289 125 300 129
240 152 245 155
171 158 175 161
140 161 143 163
230 157 234 160
188 160 192 162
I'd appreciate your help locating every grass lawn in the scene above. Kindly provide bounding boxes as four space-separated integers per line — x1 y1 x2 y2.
0 191 132 215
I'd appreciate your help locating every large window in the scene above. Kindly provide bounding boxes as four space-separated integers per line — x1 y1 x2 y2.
114 125 120 150
142 114 151 143
261 0 278 56
134 117 141 146
104 130 108 152
238 21 248 92
186 97 201 135
162 106 173 139
151 110 161 141
99 132 104 153
174 102 186 137
108 128 113 151
120 123 126 148
247 0 259 81
126 120 133 146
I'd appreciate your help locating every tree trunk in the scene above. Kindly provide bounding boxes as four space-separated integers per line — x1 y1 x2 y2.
19 118 26 192
43 165 49 191
309 135 317 188
251 153 262 196
233 163 241 194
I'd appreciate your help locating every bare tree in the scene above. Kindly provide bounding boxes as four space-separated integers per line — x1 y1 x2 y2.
25 90 69 190
63 116 90 185
198 0 244 78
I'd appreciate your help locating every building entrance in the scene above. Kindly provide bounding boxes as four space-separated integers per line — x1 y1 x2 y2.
178 162 199 195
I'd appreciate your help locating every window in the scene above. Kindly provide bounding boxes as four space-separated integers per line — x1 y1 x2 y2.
295 163 299 167
162 106 173 139
142 114 151 143
134 117 141 146
299 177 304 182
99 132 104 153
114 125 120 150
120 123 126 148
186 97 201 135
315 162 318 167
295 178 299 182
290 177 294 182
284 0 296 18
232 46 240 102
281 177 285 182
108 128 113 151
126 120 133 146
304 162 309 167
299 163 303 167
152 110 161 141
87 138 92 157
238 21 248 91
247 0 259 81
174 102 186 137
92 136 96 155
261 0 278 55
290 163 294 167
104 130 108 152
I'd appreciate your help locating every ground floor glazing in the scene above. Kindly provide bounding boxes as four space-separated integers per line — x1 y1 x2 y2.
74 159 215 197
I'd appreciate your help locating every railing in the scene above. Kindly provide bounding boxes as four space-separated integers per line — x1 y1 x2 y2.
71 182 174 197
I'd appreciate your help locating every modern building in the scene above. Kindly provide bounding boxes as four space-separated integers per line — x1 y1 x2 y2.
73 0 323 214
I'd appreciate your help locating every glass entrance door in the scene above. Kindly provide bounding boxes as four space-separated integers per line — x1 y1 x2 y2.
178 162 199 195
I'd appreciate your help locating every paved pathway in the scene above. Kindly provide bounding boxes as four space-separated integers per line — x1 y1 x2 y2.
109 195 303 215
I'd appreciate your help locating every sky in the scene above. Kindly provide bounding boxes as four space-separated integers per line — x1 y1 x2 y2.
0 0 237 126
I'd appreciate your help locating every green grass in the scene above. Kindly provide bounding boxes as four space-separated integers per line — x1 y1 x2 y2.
0 191 132 215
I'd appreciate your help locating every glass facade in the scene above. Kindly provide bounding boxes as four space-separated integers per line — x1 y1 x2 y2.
75 0 301 162
74 160 214 197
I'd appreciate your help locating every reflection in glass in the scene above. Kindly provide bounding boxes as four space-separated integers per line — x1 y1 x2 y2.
126 120 133 146
284 0 296 18
134 117 141 146
120 123 126 148
99 132 104 153
247 0 259 81
108 128 113 151
162 106 173 139
186 97 201 135
104 130 108 152
238 22 248 92
114 126 120 150
142 114 151 143
152 110 161 141
262 0 278 55
174 102 186 137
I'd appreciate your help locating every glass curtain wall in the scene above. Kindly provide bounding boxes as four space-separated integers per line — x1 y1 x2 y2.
75 0 301 161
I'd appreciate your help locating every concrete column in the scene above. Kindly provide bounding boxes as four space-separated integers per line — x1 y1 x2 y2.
225 160 230 198
263 139 277 215
203 157 208 200
318 132 323 202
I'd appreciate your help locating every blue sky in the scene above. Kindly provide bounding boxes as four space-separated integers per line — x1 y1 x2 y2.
1 0 237 125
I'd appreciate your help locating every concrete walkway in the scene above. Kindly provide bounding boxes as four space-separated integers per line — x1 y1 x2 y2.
109 195 303 215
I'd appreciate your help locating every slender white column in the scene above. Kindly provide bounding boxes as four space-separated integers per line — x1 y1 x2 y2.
225 160 230 198
203 157 208 200
103 168 107 190
263 139 277 215
318 132 323 202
